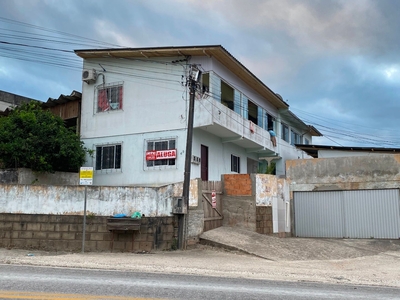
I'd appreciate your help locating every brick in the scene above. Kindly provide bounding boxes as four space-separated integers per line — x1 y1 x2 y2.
26 223 41 231
54 224 69 232
96 241 111 251
162 233 173 242
61 232 76 240
35 215 50 223
41 224 55 231
2 214 20 222
47 232 61 240
86 224 99 233
147 234 155 242
53 240 70 251
82 241 96 252
164 224 174 233
75 232 85 240
1 230 11 239
48 215 62 223
69 224 83 232
135 233 147 242
90 233 106 241
97 225 108 233
12 223 26 230
0 222 12 230
112 241 126 252
18 231 33 239
68 241 82 252
10 239 28 248
139 241 153 252
102 232 113 241
32 232 47 239
26 239 41 248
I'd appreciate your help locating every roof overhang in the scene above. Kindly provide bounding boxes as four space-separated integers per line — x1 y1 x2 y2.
74 45 289 109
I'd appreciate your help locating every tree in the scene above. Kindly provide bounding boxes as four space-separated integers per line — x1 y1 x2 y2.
0 101 87 173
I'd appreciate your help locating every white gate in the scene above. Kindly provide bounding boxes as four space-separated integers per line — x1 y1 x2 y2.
294 189 400 239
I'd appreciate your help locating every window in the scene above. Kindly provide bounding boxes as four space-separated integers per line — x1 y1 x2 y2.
291 130 301 146
304 138 310 145
281 123 289 142
201 73 210 94
97 82 123 112
247 100 258 124
95 144 122 170
265 113 275 131
231 154 240 173
221 81 234 110
146 139 176 167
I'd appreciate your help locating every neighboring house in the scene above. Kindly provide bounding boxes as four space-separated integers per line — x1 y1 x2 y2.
0 90 34 112
42 90 82 135
296 144 400 158
74 45 322 186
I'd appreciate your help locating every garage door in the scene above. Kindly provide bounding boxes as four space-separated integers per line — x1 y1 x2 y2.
294 189 400 239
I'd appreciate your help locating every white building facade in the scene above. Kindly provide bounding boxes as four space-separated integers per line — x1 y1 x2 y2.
75 46 321 186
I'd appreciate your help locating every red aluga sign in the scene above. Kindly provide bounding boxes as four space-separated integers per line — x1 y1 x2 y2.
146 149 177 161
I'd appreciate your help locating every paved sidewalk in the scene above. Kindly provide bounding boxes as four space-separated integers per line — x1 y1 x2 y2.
199 227 400 261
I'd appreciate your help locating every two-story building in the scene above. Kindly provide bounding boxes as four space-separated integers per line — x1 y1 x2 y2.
75 45 321 186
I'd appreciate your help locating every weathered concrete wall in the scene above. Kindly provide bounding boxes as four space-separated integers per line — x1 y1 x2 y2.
17 168 79 185
0 168 78 185
223 196 256 231
0 184 180 216
286 154 400 191
0 178 201 217
255 174 277 206
221 173 290 234
0 213 178 252
187 179 204 243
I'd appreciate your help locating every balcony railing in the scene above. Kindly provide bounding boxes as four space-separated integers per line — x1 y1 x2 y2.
194 98 276 154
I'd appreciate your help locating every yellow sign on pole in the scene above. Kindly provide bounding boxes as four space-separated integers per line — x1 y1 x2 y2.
79 167 93 185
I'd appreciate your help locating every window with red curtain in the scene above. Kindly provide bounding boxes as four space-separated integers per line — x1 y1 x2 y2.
97 84 123 112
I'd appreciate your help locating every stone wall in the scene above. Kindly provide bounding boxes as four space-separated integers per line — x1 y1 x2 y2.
0 213 178 252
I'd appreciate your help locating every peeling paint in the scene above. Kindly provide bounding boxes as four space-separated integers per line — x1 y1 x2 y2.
0 182 200 217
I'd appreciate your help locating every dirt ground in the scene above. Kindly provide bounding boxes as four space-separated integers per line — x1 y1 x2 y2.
1 244 399 288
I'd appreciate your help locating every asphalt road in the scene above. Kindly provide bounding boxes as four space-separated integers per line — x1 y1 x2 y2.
0 265 399 300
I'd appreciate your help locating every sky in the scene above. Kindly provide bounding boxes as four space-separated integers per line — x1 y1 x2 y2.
0 0 399 147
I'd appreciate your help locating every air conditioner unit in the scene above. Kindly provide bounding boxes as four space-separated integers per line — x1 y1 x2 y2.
82 69 97 84
191 155 201 165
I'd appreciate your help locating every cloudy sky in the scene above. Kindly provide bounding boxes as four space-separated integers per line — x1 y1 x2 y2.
0 0 399 147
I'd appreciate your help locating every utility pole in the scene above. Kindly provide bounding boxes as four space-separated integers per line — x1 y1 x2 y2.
178 65 201 249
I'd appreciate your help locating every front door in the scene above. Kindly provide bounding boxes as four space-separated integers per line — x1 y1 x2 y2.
201 145 208 181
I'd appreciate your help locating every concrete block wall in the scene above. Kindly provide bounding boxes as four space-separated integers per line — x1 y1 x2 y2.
256 206 273 234
0 213 178 252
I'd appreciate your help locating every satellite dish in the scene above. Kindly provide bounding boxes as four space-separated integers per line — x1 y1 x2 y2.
275 93 283 101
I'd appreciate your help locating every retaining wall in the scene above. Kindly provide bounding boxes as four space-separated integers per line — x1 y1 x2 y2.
0 213 178 252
